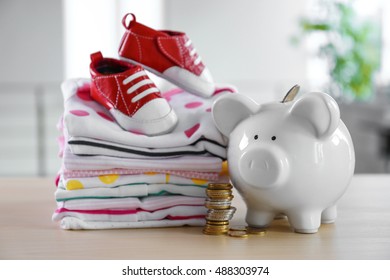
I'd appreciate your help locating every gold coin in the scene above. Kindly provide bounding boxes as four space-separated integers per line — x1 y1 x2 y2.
206 221 230 225
247 227 267 236
229 225 248 231
228 230 248 238
204 222 230 228
206 196 232 201
204 227 229 233
204 223 230 228
206 220 229 226
205 205 232 210
206 188 231 192
205 206 231 210
205 197 234 203
207 183 232 190
206 195 233 201
203 229 229 234
207 230 229 234
206 189 232 198
203 225 229 235
203 229 227 235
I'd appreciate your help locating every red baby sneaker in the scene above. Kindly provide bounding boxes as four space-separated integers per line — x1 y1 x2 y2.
89 51 178 136
118 13 215 98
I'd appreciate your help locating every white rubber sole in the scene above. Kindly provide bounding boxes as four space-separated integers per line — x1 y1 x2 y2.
120 56 215 98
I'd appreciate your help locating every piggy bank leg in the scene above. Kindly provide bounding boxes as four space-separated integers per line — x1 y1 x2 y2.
246 209 275 228
321 205 337 224
287 210 322 234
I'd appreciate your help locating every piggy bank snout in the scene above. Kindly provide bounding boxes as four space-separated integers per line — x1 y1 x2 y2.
238 145 289 188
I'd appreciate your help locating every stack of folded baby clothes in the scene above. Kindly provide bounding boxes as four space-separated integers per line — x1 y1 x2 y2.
53 79 233 230
53 13 235 230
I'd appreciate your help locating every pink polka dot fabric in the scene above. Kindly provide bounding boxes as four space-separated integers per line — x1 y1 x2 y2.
70 110 89 117
185 102 203 109
185 123 200 138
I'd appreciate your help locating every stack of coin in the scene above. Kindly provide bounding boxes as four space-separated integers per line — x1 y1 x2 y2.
203 183 236 235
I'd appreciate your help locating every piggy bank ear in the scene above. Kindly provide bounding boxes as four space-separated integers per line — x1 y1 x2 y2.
290 92 340 138
212 94 258 137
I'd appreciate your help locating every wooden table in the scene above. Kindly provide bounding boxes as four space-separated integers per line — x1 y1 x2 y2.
0 174 389 260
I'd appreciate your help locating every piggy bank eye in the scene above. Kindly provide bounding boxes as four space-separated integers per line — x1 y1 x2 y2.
271 136 276 141
254 135 259 140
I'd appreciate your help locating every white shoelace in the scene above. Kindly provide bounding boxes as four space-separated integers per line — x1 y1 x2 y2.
122 70 159 103
185 39 202 66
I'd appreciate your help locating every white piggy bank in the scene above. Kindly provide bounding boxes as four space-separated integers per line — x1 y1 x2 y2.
212 91 355 233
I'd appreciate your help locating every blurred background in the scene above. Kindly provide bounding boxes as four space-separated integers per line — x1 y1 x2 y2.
0 0 389 177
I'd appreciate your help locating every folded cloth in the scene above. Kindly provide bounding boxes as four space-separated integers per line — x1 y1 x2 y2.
61 167 220 181
68 136 227 159
55 183 207 201
54 79 234 230
61 79 233 159
60 171 211 190
63 145 223 173
56 195 206 211
59 216 205 230
53 205 206 223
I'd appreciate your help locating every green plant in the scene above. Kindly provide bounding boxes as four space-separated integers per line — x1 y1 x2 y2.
295 0 381 101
